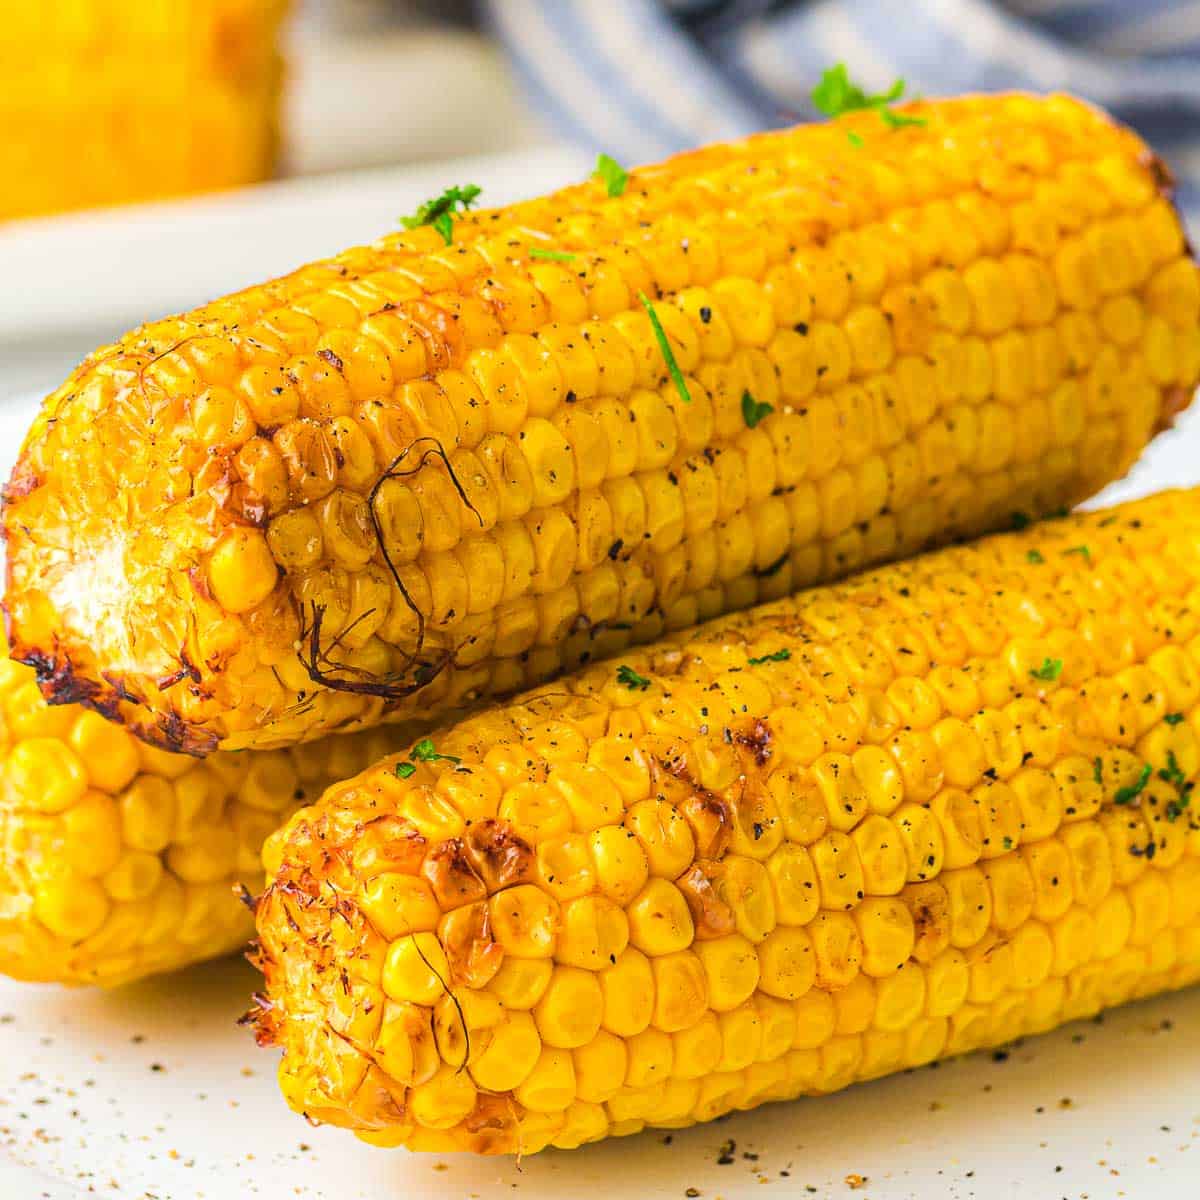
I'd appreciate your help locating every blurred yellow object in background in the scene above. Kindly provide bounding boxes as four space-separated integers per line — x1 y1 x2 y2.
0 0 288 221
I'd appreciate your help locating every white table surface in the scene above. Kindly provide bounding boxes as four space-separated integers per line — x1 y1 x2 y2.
2 163 1200 1198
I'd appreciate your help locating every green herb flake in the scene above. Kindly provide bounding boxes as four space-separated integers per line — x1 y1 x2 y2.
748 648 791 667
638 291 691 404
399 184 482 246
1002 836 1014 851
593 153 628 198
616 664 651 691
847 130 864 148
529 247 577 262
1158 750 1187 790
1064 545 1092 562
1114 764 1152 806
1026 549 1044 564
1093 757 1104 785
395 761 416 780
810 63 926 139
1165 712 1185 726
1030 657 1063 683
1166 794 1191 823
741 390 773 429
410 737 462 766
1010 512 1032 530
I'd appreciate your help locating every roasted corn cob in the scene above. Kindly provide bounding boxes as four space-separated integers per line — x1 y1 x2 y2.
256 489 1200 1154
6 94 1197 754
0 645 403 987
0 1 287 221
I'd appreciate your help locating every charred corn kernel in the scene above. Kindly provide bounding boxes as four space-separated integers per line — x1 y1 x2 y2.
0 646 400 986
257 491 1200 1152
0 1 286 222
9 96 1191 755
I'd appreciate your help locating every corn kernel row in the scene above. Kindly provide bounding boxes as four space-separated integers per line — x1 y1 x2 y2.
254 488 1200 1152
6 94 1195 753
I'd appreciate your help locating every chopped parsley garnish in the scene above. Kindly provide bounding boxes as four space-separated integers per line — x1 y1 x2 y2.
638 291 691 405
1064 545 1092 562
748 648 791 666
1030 657 1063 682
394 738 460 778
1114 764 1151 805
593 153 628 197
1166 794 1192 823
1093 757 1103 785
400 184 481 245
741 391 773 429
811 64 926 142
1158 750 1187 790
1165 712 1185 726
1026 549 1044 564
1011 512 1032 531
1002 836 1014 851
847 131 864 149
410 737 461 766
616 664 651 691
529 247 576 262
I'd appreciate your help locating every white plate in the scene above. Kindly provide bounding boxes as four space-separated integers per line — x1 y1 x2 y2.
3 401 1200 1200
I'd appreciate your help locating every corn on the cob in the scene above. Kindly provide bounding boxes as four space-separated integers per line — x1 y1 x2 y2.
0 1 287 221
0 646 404 987
6 94 1197 754
255 489 1200 1154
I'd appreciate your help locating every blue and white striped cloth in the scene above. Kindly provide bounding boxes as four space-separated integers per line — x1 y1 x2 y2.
483 0 1200 219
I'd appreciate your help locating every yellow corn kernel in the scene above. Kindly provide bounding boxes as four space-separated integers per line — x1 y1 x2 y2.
381 933 452 1005
694 934 760 1011
588 825 650 904
534 966 604 1048
651 951 708 1032
207 527 279 615
489 885 559 958
627 878 694 955
8 739 88 813
515 1047 576 1115
489 957 554 1011
32 873 110 941
68 712 141 795
756 926 816 999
